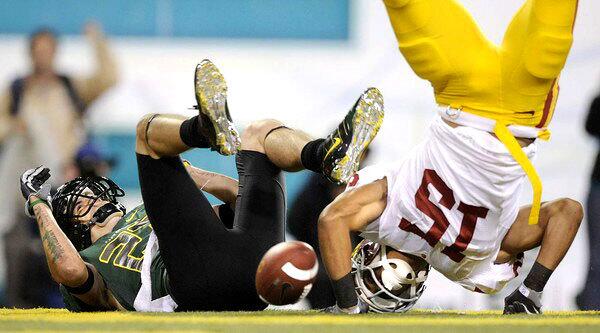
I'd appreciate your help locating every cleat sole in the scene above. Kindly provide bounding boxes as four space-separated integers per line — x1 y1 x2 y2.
195 60 241 155
330 88 384 183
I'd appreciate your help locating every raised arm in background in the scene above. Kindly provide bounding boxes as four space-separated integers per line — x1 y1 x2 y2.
73 22 118 105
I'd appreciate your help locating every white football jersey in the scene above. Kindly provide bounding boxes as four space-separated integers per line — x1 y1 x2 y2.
352 116 535 293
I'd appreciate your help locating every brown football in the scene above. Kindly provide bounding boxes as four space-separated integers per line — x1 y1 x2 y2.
255 241 319 306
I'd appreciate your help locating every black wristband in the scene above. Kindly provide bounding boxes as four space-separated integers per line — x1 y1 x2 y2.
331 272 358 308
63 265 95 295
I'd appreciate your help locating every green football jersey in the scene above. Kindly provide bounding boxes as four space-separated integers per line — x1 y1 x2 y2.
60 205 173 311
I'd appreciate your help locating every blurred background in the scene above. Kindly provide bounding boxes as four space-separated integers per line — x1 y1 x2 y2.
0 0 598 311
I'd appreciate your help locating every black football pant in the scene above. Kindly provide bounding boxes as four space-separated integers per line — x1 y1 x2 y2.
136 151 285 311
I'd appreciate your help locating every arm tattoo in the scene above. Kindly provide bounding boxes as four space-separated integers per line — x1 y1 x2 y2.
38 210 65 262
42 229 65 262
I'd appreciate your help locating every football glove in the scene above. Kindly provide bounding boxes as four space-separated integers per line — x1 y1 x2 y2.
20 166 52 217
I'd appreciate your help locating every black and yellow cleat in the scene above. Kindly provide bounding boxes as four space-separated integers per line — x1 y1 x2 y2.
194 59 241 155
322 87 384 184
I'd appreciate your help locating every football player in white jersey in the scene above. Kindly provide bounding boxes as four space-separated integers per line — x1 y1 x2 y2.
320 157 582 314
318 0 582 315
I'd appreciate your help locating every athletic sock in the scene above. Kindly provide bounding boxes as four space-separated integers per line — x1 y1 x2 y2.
179 116 211 148
331 272 358 309
300 139 326 173
523 261 554 292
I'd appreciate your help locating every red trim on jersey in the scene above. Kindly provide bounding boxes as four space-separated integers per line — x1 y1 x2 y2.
535 2 576 129
536 79 556 128
348 174 359 187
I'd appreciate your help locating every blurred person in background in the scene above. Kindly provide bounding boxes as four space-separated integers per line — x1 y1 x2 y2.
577 91 600 310
0 22 117 307
4 143 115 307
64 142 116 181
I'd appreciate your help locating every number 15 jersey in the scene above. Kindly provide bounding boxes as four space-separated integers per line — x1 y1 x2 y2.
354 116 533 294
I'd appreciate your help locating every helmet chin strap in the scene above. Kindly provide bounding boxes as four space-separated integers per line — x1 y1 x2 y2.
70 203 126 251
91 202 126 226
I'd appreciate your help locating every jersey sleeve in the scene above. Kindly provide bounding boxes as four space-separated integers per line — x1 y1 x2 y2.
59 284 103 312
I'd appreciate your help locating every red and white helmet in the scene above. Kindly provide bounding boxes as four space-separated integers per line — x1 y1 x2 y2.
351 240 429 313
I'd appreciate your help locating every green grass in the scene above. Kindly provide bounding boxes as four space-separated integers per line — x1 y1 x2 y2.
0 309 599 332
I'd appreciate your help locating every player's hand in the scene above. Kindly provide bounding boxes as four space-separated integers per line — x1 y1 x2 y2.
20 166 52 217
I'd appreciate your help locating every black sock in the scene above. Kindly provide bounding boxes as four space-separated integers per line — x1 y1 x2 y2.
300 139 326 173
331 272 358 309
179 116 211 148
524 262 554 292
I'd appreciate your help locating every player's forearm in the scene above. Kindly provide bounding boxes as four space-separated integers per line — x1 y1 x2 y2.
32 199 88 286
186 164 238 205
318 207 360 309
318 209 353 281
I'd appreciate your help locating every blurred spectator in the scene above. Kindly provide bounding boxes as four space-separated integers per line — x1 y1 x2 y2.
63 142 116 180
0 23 117 307
577 93 600 310
0 22 117 233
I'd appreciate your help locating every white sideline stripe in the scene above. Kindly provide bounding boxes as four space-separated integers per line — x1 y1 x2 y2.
281 262 318 281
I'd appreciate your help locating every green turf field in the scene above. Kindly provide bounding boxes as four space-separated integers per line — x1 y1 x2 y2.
1 309 599 332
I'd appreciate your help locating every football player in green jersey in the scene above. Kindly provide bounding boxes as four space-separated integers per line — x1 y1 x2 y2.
19 60 385 311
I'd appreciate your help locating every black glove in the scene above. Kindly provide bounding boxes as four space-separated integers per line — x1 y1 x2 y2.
20 166 52 217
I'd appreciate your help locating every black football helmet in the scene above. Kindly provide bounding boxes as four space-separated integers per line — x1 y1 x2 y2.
51 176 126 251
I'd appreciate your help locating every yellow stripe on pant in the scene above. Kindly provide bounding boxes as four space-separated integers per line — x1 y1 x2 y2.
493 122 547 225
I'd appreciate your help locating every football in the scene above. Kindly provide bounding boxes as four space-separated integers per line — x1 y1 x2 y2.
255 241 319 306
